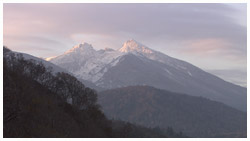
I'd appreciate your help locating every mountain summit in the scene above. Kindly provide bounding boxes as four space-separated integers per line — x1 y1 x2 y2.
64 42 95 54
119 39 153 54
47 40 247 111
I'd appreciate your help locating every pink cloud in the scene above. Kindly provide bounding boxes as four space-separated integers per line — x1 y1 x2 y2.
181 38 230 55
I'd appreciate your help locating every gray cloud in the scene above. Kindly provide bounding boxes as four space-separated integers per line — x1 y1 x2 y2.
3 3 246 71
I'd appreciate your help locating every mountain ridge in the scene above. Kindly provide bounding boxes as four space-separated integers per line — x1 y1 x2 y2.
98 85 247 137
46 40 247 111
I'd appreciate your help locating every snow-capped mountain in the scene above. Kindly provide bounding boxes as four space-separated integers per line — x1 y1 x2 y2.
47 42 124 83
47 39 247 111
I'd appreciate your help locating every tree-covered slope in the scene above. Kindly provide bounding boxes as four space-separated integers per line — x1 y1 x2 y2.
98 86 247 137
3 49 112 137
3 47 184 138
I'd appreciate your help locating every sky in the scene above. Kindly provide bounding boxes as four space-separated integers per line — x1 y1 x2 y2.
3 3 247 86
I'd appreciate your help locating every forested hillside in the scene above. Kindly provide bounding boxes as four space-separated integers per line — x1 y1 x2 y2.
99 86 247 137
3 47 184 138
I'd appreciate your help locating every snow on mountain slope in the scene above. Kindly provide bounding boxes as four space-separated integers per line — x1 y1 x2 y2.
120 39 203 75
47 39 247 111
48 42 124 82
47 39 194 81
4 48 100 90
119 39 154 54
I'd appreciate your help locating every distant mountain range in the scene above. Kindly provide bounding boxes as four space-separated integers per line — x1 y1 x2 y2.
47 39 247 111
98 86 247 137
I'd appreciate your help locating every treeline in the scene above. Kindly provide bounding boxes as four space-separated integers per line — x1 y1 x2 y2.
4 48 98 110
111 120 186 138
3 47 185 138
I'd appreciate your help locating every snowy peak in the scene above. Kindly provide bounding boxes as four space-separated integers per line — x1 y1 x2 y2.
119 39 154 54
65 42 95 54
46 40 247 112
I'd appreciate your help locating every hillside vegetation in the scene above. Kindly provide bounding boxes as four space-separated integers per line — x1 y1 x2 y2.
3 47 184 138
99 86 247 137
